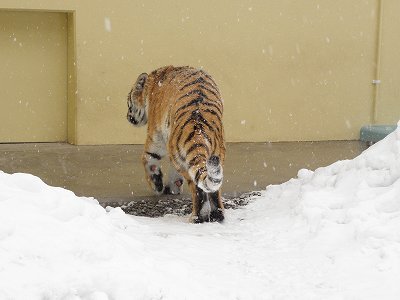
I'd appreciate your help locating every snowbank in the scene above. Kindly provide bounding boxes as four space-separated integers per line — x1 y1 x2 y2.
1 124 400 299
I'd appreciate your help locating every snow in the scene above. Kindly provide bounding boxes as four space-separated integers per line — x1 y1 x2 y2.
104 17 111 33
1 124 400 299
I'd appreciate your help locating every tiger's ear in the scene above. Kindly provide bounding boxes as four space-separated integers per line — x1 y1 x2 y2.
135 73 148 92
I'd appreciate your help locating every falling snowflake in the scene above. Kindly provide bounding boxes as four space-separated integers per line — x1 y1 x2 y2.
104 17 112 32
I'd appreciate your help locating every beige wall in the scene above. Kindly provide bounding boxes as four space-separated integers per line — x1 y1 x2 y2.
0 0 398 144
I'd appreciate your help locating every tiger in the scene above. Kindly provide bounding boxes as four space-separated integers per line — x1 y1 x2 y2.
126 65 226 223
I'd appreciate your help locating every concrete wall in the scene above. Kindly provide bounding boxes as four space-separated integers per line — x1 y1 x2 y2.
0 0 398 144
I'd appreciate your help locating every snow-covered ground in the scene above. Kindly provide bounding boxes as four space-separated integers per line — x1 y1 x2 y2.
1 125 400 300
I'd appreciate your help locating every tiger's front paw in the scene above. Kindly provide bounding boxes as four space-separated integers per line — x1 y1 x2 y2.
149 173 163 194
163 179 183 195
147 164 164 195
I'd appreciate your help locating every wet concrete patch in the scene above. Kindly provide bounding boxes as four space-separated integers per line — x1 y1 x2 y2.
114 191 262 218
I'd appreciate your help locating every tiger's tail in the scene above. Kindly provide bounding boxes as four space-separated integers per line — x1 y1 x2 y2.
194 155 223 193
187 154 224 222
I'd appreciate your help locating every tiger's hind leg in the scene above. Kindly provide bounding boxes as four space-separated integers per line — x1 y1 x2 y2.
209 190 224 222
163 164 184 195
188 180 224 223
188 180 202 223
142 140 166 195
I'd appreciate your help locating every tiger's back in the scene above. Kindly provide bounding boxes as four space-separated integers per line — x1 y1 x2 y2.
168 67 225 185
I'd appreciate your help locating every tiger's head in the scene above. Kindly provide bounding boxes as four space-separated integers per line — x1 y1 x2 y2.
127 73 148 127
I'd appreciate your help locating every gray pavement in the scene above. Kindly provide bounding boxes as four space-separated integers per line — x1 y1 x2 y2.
0 141 366 208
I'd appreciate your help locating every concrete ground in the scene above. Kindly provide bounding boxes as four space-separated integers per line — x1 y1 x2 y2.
0 141 367 208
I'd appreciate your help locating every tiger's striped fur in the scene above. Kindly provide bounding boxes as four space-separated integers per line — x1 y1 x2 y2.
127 66 226 223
